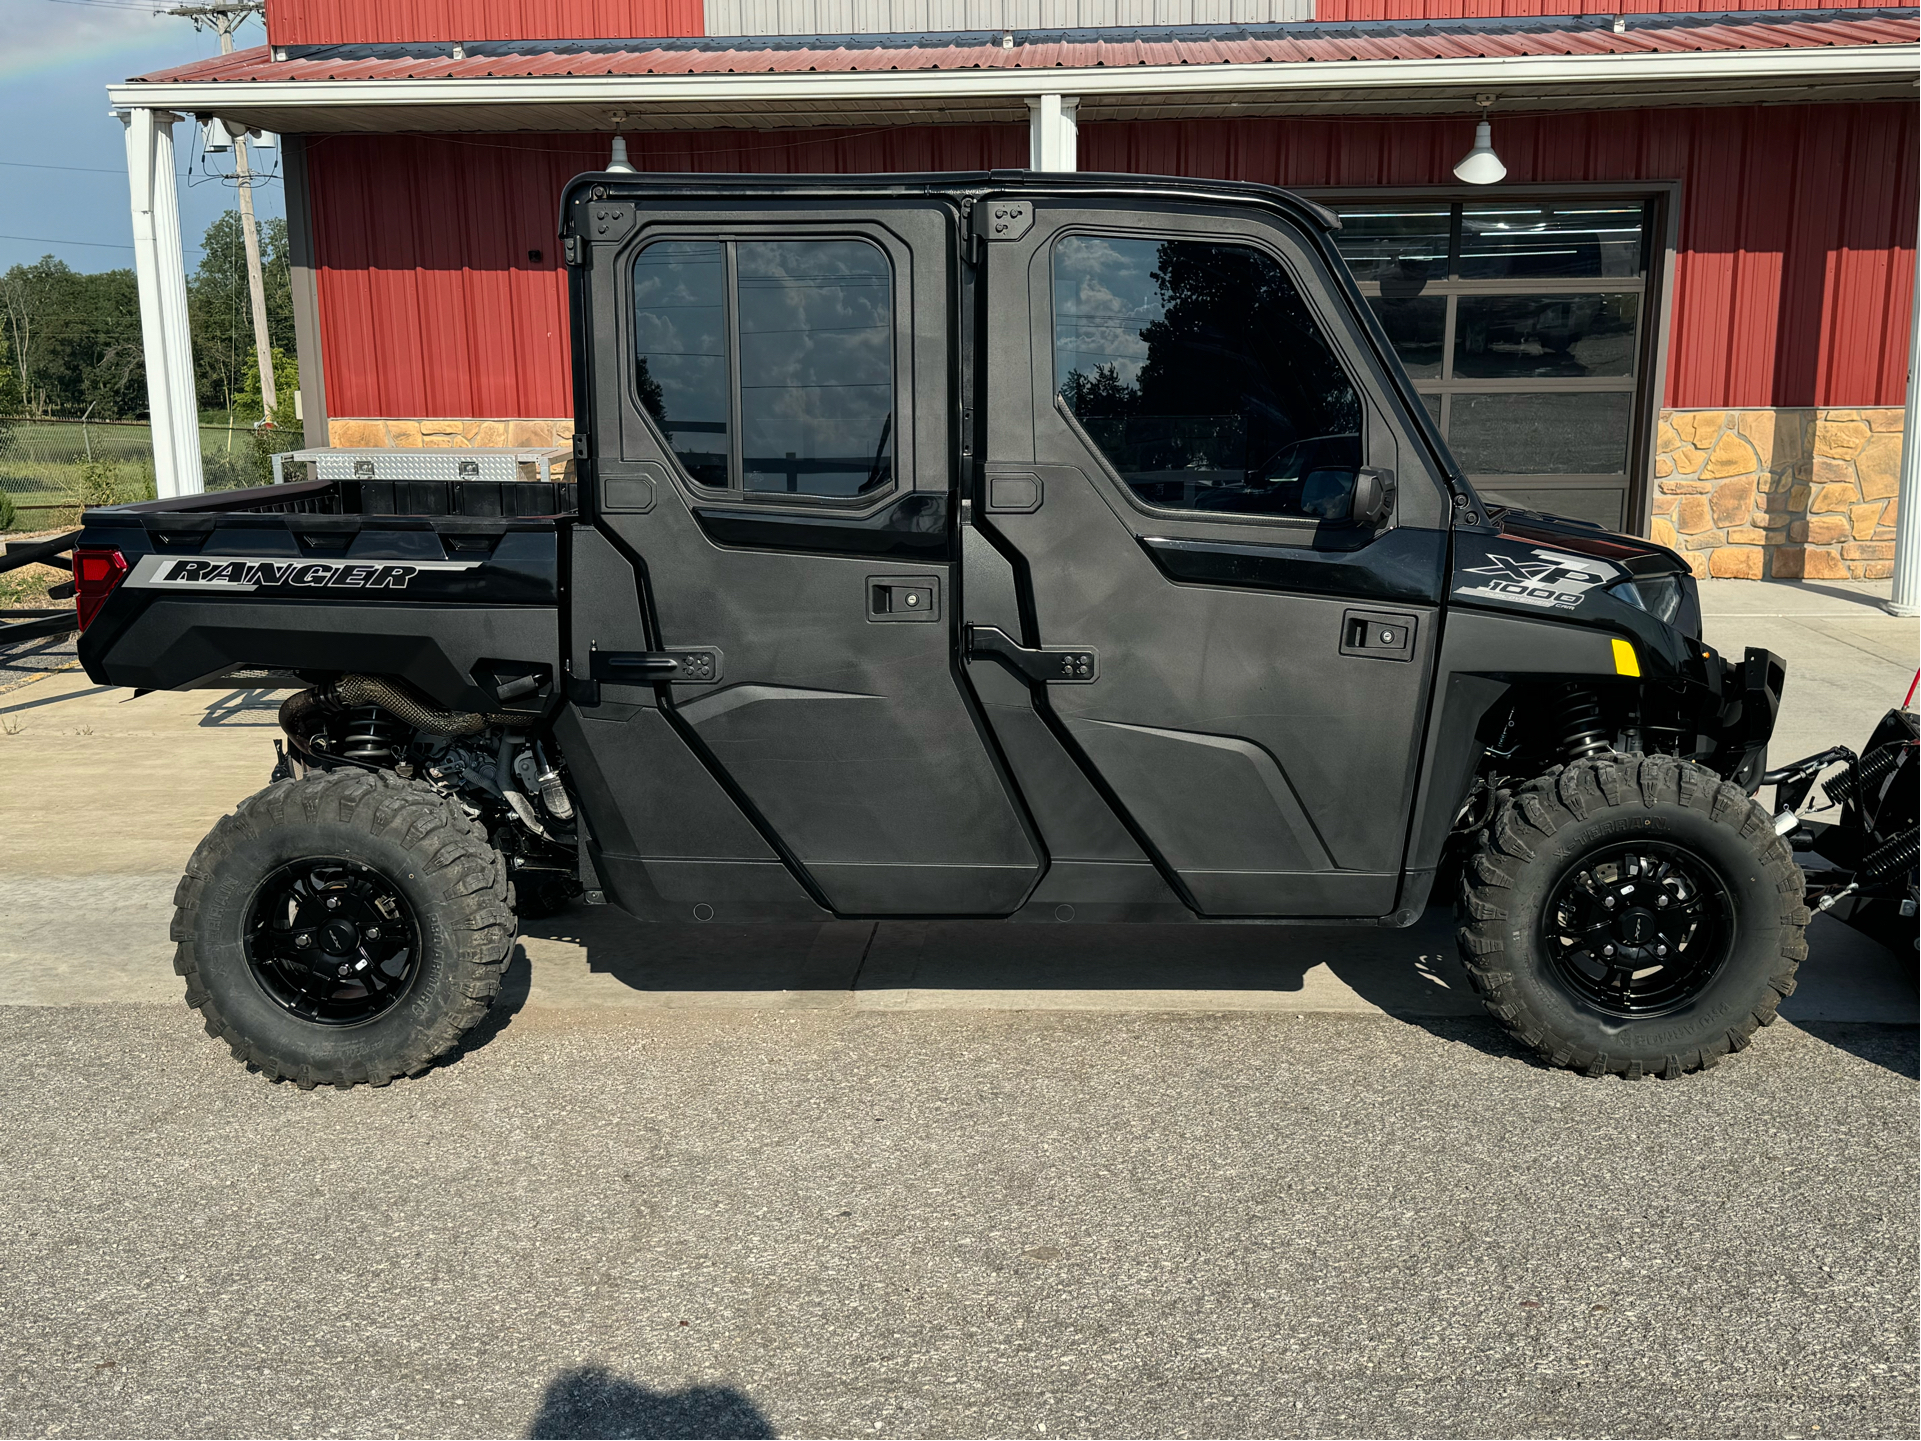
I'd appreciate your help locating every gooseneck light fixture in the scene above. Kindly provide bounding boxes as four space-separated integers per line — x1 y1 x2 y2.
1453 94 1507 186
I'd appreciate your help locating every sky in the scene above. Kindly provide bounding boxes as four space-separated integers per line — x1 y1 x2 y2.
0 0 285 276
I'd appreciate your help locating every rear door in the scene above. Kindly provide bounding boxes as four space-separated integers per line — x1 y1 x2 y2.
968 192 1451 917
571 190 1039 916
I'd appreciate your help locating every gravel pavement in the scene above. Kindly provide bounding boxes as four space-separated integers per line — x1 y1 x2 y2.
0 1005 1913 1440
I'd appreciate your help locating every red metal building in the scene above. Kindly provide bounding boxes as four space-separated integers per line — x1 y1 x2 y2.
111 1 1918 580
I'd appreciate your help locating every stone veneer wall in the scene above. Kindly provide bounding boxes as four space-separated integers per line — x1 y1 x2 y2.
1652 407 1903 580
328 418 576 449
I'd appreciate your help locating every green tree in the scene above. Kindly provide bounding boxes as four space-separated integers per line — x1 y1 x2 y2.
0 257 145 419
188 211 296 415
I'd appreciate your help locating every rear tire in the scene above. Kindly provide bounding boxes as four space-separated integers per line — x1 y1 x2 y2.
1457 754 1808 1079
172 770 516 1088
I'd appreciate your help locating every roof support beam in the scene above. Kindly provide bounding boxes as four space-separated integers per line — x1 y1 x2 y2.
122 107 203 499
1889 229 1920 617
1029 94 1078 172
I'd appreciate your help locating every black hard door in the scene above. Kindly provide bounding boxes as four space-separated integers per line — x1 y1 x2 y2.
969 197 1450 918
571 195 1038 917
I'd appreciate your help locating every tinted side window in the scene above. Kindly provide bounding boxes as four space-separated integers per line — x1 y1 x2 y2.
633 237 894 499
633 241 729 488
1053 235 1362 518
738 241 893 497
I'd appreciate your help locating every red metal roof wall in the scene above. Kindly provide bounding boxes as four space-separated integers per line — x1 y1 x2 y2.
1315 2 1892 17
306 126 1026 418
1084 102 1917 410
307 104 1914 418
265 1 703 47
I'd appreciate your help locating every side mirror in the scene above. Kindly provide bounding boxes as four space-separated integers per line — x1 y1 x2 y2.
1349 467 1396 527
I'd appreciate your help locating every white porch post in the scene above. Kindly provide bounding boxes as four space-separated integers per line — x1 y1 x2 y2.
1888 232 1921 616
123 106 203 498
1027 94 1078 172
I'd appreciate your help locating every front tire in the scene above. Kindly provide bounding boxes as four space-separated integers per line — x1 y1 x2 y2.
1458 754 1808 1079
172 770 516 1088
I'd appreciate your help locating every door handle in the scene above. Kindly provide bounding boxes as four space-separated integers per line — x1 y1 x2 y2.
591 648 723 684
1338 609 1416 662
965 625 1097 684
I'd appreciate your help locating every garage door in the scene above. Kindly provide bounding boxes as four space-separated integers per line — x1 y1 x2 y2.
1331 199 1653 532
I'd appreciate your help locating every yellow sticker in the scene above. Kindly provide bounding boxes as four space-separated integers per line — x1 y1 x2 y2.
1612 638 1641 677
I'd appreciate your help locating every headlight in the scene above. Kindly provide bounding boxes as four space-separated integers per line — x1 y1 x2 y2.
1610 573 1685 626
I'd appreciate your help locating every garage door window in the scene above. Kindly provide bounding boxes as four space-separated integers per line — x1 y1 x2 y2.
1334 200 1652 530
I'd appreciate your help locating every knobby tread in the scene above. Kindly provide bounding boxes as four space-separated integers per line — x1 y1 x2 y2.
172 769 516 1089
1456 753 1806 1079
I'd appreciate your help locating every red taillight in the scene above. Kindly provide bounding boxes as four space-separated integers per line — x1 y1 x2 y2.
72 546 128 631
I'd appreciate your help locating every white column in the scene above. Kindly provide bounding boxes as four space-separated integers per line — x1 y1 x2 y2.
1027 94 1078 173
123 107 203 498
1888 233 1921 616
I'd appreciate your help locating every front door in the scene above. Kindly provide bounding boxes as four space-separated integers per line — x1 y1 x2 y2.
968 195 1451 917
572 193 1039 917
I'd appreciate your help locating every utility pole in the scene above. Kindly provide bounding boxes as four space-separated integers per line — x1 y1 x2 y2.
168 4 275 418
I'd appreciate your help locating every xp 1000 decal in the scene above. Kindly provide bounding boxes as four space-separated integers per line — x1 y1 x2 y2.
126 554 482 594
1453 545 1618 611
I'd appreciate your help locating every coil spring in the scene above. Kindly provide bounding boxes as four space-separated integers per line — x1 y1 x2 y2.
1820 741 1907 808
1557 685 1611 761
340 705 406 763
1862 829 1919 884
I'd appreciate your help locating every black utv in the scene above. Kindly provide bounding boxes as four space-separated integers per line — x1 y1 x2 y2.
74 172 1803 1088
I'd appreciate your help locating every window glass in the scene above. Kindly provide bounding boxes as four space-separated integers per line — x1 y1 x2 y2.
738 240 893 497
1447 393 1633 475
631 237 895 498
1453 294 1639 379
1366 295 1445 378
1332 206 1451 284
1459 203 1645 280
1053 235 1363 519
633 241 729 488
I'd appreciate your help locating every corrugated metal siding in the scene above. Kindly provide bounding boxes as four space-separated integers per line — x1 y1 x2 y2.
1313 2 1892 17
142 13 1919 83
1082 102 1917 408
306 126 1025 417
703 1 1313 33
265 1 704 46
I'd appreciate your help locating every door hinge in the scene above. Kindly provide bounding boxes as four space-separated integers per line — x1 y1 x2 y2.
965 625 1096 684
563 235 584 266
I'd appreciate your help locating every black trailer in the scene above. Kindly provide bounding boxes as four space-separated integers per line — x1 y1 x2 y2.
76 172 1815 1088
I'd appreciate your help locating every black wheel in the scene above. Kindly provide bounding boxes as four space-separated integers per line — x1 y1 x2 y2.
1458 754 1808 1079
173 770 517 1088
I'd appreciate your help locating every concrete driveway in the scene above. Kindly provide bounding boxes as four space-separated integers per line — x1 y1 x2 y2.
0 578 1914 1438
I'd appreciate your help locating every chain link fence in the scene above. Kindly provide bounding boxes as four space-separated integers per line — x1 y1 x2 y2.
1 417 308 530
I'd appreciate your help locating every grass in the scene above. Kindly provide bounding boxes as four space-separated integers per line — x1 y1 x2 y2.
2 418 305 518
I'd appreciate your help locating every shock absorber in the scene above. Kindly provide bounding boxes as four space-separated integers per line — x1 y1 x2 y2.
1556 684 1611 761
340 705 406 764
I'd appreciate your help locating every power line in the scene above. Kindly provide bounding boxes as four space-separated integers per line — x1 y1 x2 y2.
0 161 130 177
1 234 204 255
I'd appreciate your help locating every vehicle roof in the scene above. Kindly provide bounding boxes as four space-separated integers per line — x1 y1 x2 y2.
558 169 1342 237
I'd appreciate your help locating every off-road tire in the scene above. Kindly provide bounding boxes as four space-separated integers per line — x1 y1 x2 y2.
172 769 516 1088
1458 753 1808 1079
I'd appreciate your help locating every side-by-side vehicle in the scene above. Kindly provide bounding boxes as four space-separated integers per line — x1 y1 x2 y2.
77 172 1832 1087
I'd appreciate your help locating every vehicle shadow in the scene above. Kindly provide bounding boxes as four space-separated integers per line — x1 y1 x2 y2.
518 902 1526 1064
526 1365 774 1440
515 897 1915 1073
196 687 290 727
